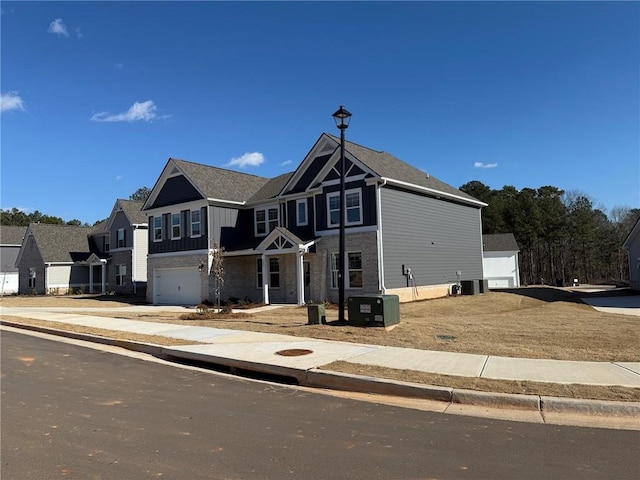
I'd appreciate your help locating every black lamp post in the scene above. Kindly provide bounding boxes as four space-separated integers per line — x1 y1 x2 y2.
332 105 352 323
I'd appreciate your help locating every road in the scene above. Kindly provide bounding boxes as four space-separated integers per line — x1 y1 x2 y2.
2 330 638 480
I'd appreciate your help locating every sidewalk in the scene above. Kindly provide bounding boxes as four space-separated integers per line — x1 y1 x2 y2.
2 305 639 420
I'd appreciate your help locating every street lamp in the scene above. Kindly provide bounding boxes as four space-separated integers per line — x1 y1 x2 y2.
332 105 352 323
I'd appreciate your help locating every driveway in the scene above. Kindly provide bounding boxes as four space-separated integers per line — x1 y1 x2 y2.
581 295 640 316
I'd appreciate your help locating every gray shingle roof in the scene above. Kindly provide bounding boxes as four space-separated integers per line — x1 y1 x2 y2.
483 233 519 252
327 134 480 203
0 226 27 245
173 159 270 203
117 199 147 224
28 223 95 262
249 172 295 202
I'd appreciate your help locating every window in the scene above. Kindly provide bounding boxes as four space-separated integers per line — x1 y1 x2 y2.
104 235 110 252
256 258 263 288
327 189 362 227
190 209 201 237
256 257 279 288
117 228 125 248
171 213 181 239
269 257 280 288
116 264 126 286
330 251 363 289
296 199 308 226
153 216 163 241
255 207 279 236
28 268 36 289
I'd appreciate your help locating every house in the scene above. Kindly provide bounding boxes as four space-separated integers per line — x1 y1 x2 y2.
15 223 106 295
93 199 149 295
0 226 27 295
143 133 486 306
623 217 640 291
482 233 521 288
15 199 148 295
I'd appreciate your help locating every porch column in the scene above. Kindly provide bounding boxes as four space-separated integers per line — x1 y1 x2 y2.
101 259 107 294
296 250 305 306
262 254 269 305
89 265 94 294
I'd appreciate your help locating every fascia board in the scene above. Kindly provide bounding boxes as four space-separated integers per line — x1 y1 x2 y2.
380 177 488 208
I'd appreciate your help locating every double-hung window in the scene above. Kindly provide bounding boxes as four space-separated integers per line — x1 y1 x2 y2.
327 188 362 227
255 207 279 236
153 216 163 241
104 235 110 252
190 210 201 237
171 213 181 240
256 257 280 288
28 268 36 289
117 228 125 248
116 264 126 286
330 251 363 289
296 199 308 226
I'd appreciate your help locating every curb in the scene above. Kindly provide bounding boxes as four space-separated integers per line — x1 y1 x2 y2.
3 320 639 418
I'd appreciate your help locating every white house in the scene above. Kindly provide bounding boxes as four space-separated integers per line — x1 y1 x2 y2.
482 233 520 289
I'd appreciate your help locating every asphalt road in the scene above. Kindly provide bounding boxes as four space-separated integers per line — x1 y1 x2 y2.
2 330 638 480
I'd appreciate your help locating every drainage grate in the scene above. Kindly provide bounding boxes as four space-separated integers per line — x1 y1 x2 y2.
275 349 313 357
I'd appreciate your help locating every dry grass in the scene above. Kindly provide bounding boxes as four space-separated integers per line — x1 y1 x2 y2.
2 287 639 402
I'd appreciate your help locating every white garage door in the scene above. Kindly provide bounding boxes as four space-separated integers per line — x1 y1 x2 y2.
154 268 201 305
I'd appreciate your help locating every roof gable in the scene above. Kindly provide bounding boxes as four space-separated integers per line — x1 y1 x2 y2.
105 199 147 230
23 224 96 263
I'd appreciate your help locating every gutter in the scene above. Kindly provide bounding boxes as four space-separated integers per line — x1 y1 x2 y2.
378 177 488 208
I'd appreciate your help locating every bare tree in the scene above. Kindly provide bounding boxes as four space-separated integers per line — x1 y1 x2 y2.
210 244 225 312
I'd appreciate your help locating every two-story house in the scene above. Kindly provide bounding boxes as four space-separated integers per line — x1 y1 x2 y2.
143 133 486 306
15 199 147 295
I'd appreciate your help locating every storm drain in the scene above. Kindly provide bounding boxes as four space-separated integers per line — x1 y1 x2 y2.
275 348 313 357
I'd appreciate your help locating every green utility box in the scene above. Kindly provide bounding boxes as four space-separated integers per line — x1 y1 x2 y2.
347 295 400 327
307 304 326 325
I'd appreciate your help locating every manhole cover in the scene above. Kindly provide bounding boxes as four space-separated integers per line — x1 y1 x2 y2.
275 349 313 357
436 335 456 341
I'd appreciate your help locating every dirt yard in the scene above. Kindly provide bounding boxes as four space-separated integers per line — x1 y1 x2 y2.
3 287 639 401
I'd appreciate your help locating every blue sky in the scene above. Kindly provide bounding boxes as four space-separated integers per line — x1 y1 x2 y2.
1 1 638 224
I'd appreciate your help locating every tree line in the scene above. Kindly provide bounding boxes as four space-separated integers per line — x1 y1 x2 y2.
460 181 639 286
2 184 638 285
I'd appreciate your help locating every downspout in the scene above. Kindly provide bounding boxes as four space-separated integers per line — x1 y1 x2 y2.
376 179 387 293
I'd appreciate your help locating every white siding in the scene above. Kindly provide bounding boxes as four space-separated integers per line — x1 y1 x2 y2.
133 228 148 282
483 251 520 288
47 265 73 288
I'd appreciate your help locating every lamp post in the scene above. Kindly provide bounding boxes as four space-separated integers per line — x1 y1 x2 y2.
332 105 352 323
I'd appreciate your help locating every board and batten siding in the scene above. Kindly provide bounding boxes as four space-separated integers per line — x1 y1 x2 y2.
380 187 483 288
209 206 239 246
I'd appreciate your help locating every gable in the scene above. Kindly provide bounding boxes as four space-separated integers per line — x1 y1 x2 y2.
150 175 203 208
289 153 334 193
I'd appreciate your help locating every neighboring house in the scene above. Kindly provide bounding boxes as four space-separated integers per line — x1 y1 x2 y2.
97 199 149 294
0 226 27 295
15 199 148 296
623 217 640 291
142 133 486 306
15 223 106 295
482 233 521 288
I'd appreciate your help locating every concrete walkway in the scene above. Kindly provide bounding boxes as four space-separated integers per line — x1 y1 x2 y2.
2 304 639 419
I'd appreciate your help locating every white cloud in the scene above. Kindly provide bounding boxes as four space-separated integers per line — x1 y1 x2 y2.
474 162 498 169
48 18 69 37
280 160 292 167
1 92 25 112
115 175 123 181
91 100 161 122
226 152 265 169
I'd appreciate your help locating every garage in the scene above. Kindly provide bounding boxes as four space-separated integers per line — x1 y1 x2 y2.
153 267 201 305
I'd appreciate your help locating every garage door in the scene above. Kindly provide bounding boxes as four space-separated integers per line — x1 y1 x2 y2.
154 267 201 305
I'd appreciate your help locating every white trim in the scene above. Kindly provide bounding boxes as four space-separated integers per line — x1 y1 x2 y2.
153 216 163 242
379 177 488 207
315 224 378 236
190 209 202 238
320 173 367 188
206 197 245 206
376 179 387 292
171 213 181 240
148 249 209 259
254 205 279 237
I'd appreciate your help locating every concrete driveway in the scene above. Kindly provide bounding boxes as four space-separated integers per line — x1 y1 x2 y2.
581 295 640 316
